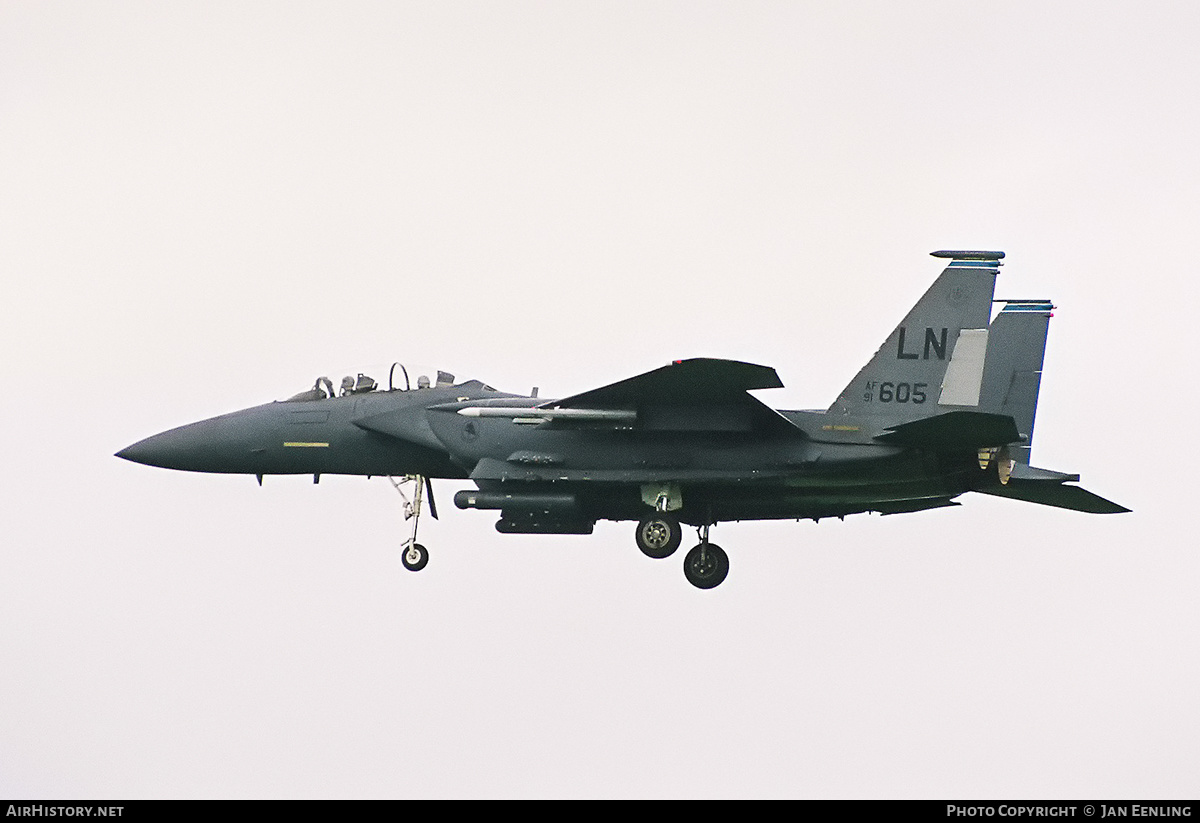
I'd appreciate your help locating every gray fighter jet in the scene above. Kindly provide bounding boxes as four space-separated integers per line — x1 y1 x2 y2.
117 250 1128 588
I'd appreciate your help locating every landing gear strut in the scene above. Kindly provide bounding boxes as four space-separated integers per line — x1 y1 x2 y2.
683 524 728 589
389 475 435 572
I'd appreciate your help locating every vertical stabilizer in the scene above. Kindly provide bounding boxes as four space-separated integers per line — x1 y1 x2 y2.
978 300 1053 464
827 251 1001 424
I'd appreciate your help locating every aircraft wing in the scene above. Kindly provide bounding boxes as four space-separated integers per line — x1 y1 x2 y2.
548 358 784 408
540 358 792 433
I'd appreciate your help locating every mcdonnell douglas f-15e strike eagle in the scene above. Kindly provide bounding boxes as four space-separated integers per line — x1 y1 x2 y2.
117 250 1128 588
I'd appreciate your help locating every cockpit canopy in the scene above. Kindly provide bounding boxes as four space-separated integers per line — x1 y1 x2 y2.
286 363 458 402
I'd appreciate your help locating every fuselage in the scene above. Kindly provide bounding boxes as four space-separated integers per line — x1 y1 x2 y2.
117 379 983 526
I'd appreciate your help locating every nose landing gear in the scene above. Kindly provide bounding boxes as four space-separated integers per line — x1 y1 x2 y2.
389 475 437 572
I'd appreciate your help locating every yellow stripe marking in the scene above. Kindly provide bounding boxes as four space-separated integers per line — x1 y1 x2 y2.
821 425 860 432
283 442 330 447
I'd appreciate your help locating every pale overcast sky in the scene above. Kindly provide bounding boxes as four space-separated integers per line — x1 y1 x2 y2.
2 1 1197 798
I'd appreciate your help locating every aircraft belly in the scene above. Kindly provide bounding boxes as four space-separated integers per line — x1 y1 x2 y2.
681 472 968 522
465 450 975 524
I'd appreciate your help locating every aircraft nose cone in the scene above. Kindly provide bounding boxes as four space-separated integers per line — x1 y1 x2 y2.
115 430 191 469
116 405 283 473
116 415 252 472
115 441 146 464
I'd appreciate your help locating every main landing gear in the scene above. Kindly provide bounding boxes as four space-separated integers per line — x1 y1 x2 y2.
634 516 729 589
683 525 728 589
389 475 436 572
635 512 683 559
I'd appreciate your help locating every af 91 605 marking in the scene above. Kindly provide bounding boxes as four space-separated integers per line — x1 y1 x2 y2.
863 381 928 403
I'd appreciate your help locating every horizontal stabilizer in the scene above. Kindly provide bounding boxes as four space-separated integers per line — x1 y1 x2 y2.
975 481 1130 514
874 410 1020 451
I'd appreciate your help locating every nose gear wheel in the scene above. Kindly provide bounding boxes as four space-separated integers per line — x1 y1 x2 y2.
401 543 429 571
